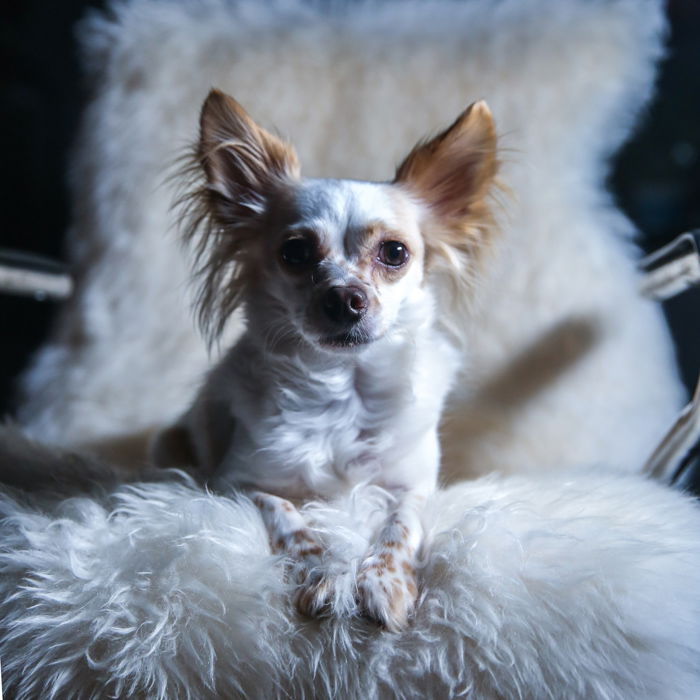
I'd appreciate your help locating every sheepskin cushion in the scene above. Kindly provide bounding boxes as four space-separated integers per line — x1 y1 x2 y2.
17 0 684 480
1 472 699 699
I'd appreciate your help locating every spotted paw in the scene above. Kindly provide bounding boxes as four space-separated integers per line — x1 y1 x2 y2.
295 570 336 618
356 551 418 632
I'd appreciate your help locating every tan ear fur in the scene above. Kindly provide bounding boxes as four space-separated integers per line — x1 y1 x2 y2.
199 89 300 208
394 101 499 286
183 89 300 342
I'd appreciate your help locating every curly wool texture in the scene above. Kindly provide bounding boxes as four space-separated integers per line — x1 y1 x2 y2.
1 473 699 699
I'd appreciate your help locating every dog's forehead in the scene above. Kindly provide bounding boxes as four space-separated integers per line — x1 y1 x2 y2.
284 179 411 248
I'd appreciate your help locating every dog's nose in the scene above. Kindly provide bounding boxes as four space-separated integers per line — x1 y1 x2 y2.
322 286 368 324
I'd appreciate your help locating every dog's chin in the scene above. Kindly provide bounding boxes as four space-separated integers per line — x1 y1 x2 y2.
317 329 376 352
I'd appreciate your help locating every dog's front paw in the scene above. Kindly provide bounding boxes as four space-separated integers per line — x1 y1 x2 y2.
295 569 336 618
281 530 335 619
356 550 418 632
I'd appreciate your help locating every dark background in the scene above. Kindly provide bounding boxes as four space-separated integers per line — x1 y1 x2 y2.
1 0 699 476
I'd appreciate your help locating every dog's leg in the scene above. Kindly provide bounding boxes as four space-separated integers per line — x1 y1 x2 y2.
356 489 427 631
251 491 335 617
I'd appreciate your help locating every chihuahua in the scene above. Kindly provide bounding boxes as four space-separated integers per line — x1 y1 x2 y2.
154 89 498 631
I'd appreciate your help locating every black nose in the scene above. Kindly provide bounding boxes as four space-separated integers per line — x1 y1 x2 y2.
322 286 368 324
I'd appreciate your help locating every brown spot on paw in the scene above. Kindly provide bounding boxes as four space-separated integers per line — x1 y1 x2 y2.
298 545 323 557
378 551 395 566
366 564 386 576
356 563 419 632
295 575 334 619
292 530 316 545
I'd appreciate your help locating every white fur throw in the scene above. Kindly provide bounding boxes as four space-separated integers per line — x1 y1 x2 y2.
1 472 699 699
17 0 684 480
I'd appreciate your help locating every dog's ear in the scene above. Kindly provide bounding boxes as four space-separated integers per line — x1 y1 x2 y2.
395 101 499 282
395 100 497 223
184 91 300 341
199 89 300 218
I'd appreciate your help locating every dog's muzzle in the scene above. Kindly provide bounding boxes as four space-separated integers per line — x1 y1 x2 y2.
321 285 368 326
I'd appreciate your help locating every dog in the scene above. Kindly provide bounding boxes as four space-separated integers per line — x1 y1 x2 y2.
153 88 499 631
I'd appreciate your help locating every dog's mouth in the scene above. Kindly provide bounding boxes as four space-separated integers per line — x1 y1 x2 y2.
318 328 375 350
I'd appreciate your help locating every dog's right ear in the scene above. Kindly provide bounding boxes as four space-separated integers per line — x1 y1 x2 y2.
199 89 300 219
185 91 300 341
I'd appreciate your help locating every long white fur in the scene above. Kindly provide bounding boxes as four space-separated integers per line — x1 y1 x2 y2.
1 470 699 699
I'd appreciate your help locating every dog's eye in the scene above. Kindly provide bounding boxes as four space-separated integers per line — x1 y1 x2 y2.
280 238 313 267
378 241 409 267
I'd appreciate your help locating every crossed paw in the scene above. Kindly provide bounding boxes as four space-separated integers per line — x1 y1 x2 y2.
290 535 419 631
255 494 420 630
356 546 419 632
273 527 337 617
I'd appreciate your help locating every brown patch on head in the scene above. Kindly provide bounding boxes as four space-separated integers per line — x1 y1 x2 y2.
350 191 426 289
181 89 301 341
394 101 499 296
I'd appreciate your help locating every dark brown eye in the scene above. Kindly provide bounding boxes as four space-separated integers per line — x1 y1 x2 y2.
378 240 409 267
280 238 313 267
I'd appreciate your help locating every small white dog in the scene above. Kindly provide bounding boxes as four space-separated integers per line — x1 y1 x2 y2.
155 89 499 631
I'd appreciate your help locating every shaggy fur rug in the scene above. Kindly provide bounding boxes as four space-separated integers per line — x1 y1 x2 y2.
1 469 699 699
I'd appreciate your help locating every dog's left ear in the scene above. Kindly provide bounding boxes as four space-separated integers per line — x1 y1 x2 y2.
395 101 498 273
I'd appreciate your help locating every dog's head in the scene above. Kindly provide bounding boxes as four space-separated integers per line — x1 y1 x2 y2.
186 89 498 351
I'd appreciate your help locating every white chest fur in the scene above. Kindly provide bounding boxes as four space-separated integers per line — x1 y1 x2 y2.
213 326 459 499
